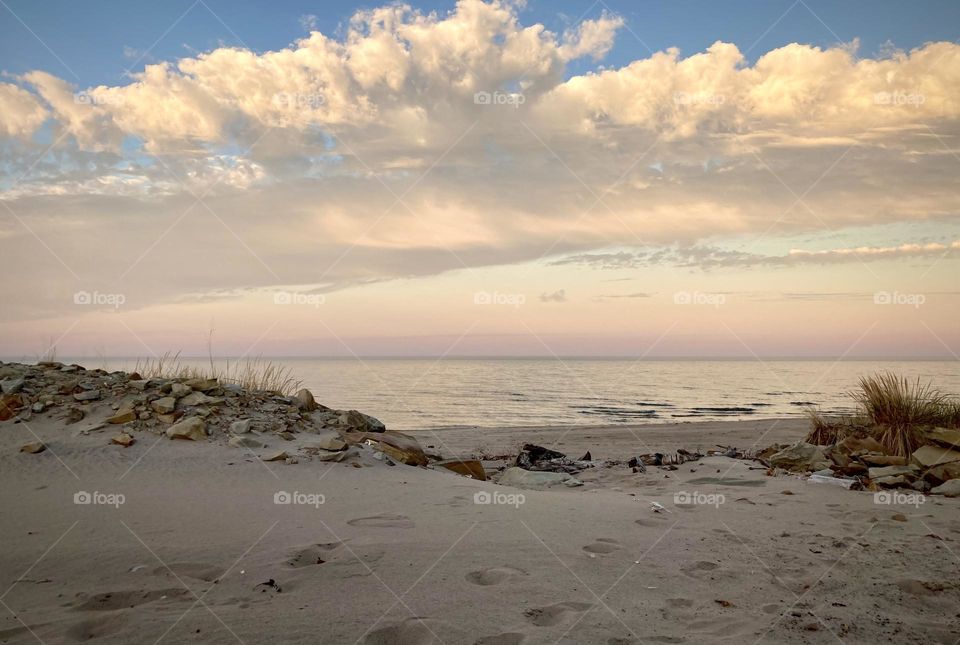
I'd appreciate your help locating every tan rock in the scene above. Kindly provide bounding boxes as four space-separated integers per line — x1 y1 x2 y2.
165 417 206 441
931 479 960 497
911 445 960 468
229 435 263 449
433 459 487 480
263 450 289 462
150 397 177 414
107 408 136 424
861 453 907 467
926 428 960 450
348 430 427 466
314 436 347 451
111 433 135 447
924 462 960 485
20 441 46 454
183 378 219 392
294 388 317 411
0 393 24 421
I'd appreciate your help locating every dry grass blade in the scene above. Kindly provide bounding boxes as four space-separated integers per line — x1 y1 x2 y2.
133 352 302 396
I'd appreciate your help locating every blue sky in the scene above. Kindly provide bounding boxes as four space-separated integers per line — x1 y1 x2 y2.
2 0 959 87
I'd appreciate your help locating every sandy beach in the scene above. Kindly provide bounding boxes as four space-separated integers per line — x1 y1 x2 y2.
1 371 958 645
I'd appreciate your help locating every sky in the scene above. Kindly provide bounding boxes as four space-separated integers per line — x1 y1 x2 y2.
0 0 958 359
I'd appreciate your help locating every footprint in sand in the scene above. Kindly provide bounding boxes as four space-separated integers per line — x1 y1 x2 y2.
65 615 128 642
524 601 592 627
583 538 622 555
287 542 344 568
152 562 223 582
475 633 526 645
679 561 722 579
364 617 461 644
347 514 415 529
74 588 189 611
465 566 527 586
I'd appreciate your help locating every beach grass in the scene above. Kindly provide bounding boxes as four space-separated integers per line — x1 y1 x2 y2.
806 372 960 456
134 351 302 396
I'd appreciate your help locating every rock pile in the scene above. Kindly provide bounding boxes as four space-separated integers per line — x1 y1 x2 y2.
758 429 960 496
1 360 486 478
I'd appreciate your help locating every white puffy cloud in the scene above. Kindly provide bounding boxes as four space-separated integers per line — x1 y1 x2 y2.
1 0 959 326
0 82 48 138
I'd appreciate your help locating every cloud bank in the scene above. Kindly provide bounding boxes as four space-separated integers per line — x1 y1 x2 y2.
1 0 959 325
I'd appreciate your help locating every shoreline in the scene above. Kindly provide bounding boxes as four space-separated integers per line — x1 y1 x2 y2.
2 361 958 644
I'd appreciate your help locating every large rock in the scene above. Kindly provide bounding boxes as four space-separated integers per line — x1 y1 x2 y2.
868 465 919 480
183 378 219 392
924 462 960 485
434 459 487 481
911 445 960 468
767 442 831 472
498 467 582 489
178 392 223 408
294 388 317 411
926 428 960 450
230 419 253 434
73 390 100 402
0 393 24 421
931 479 960 497
348 430 426 466
151 397 177 414
0 377 25 394
107 408 136 424
166 417 206 441
338 409 386 433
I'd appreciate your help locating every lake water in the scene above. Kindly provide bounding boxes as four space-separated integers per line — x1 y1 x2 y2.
84 358 960 431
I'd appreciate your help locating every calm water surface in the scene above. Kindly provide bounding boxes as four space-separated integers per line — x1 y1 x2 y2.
84 359 960 431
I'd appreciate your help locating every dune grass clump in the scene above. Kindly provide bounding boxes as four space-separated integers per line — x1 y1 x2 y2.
803 409 862 446
134 351 301 396
855 372 956 457
805 372 959 457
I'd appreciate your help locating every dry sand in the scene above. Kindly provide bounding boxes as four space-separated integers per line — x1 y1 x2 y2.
1 413 959 645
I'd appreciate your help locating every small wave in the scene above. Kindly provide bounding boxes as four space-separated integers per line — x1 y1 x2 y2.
690 406 756 413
